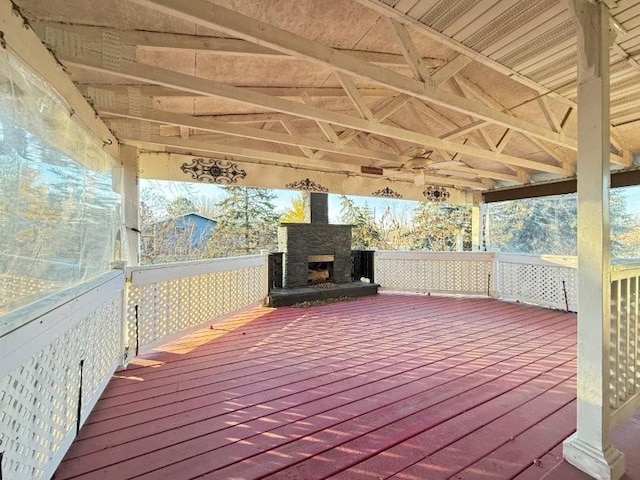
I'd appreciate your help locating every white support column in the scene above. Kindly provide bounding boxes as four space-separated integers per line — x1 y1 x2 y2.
563 2 624 480
471 193 485 252
121 145 141 265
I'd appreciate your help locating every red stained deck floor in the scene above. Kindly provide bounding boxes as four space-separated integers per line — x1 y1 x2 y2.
54 294 640 480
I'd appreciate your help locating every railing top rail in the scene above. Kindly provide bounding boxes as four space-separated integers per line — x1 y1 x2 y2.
610 261 640 280
0 270 123 338
127 254 266 285
495 252 577 268
374 251 496 261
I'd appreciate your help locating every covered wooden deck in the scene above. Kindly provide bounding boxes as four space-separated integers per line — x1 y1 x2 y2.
54 294 638 480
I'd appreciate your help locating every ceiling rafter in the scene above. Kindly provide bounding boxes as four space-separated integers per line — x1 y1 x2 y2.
100 106 407 164
537 96 562 133
319 94 412 159
454 73 628 166
357 0 630 154
118 130 489 189
279 121 315 158
405 98 522 184
334 72 374 120
353 0 578 108
126 0 577 151
61 50 570 177
446 76 496 152
80 84 397 99
35 21 446 68
431 54 473 85
387 18 432 81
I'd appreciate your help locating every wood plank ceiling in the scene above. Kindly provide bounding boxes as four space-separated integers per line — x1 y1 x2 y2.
13 0 640 202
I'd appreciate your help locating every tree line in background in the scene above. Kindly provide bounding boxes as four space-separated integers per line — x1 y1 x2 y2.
140 184 640 264
487 190 640 258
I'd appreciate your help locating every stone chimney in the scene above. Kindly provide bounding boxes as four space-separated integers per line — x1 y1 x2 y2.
303 192 329 224
278 192 352 288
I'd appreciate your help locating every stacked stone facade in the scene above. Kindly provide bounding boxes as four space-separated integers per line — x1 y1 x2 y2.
278 223 352 288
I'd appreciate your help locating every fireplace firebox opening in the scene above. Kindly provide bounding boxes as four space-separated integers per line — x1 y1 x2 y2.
308 254 334 285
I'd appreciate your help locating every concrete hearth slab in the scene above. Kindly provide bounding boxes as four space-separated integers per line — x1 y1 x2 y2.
265 281 378 307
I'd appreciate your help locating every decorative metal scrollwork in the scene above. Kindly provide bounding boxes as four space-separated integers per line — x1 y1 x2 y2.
285 178 328 192
423 185 450 202
181 157 246 184
372 187 402 199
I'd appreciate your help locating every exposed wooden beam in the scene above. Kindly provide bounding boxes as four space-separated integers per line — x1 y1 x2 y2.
126 0 577 150
387 19 431 81
101 106 410 164
484 168 640 202
35 21 445 68
537 96 562 133
334 72 374 120
455 75 626 165
121 130 489 189
405 102 453 161
526 135 568 165
331 94 411 151
496 129 513 153
124 131 365 172
64 55 570 175
279 121 315 158
443 165 521 184
431 54 473 85
315 121 341 144
354 0 578 109
80 84 396 98
138 151 472 204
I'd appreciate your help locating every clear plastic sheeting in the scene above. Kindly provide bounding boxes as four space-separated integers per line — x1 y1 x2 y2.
486 189 640 259
0 49 120 318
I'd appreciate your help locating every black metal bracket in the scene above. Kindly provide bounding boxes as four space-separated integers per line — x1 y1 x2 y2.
134 304 140 356
76 359 84 435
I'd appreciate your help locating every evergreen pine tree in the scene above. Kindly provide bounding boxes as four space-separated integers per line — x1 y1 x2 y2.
206 187 279 257
412 202 471 251
487 191 640 257
339 196 382 248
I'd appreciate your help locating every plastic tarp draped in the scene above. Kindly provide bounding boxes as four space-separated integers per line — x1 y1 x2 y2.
486 190 640 258
0 48 121 317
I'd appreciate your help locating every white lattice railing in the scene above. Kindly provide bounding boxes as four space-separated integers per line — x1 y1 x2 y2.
374 251 579 311
375 251 497 296
0 270 124 480
125 254 268 356
610 263 640 426
496 253 578 311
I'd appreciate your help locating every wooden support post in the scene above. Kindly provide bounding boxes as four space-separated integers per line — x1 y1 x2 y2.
563 2 624 479
470 193 485 252
121 145 141 265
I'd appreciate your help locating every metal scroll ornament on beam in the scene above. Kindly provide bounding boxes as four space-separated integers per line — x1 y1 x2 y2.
285 178 329 192
372 186 402 199
423 185 450 202
181 157 247 184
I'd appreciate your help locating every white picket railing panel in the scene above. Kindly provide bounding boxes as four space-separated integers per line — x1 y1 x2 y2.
0 271 124 480
609 263 640 422
495 253 578 312
375 251 496 296
126 255 268 356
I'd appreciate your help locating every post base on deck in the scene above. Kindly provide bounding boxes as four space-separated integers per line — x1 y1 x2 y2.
563 434 625 480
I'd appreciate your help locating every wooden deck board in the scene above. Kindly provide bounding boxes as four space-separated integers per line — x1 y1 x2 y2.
53 294 640 480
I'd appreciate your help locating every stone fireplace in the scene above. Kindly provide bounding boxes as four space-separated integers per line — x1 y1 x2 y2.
278 193 352 288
